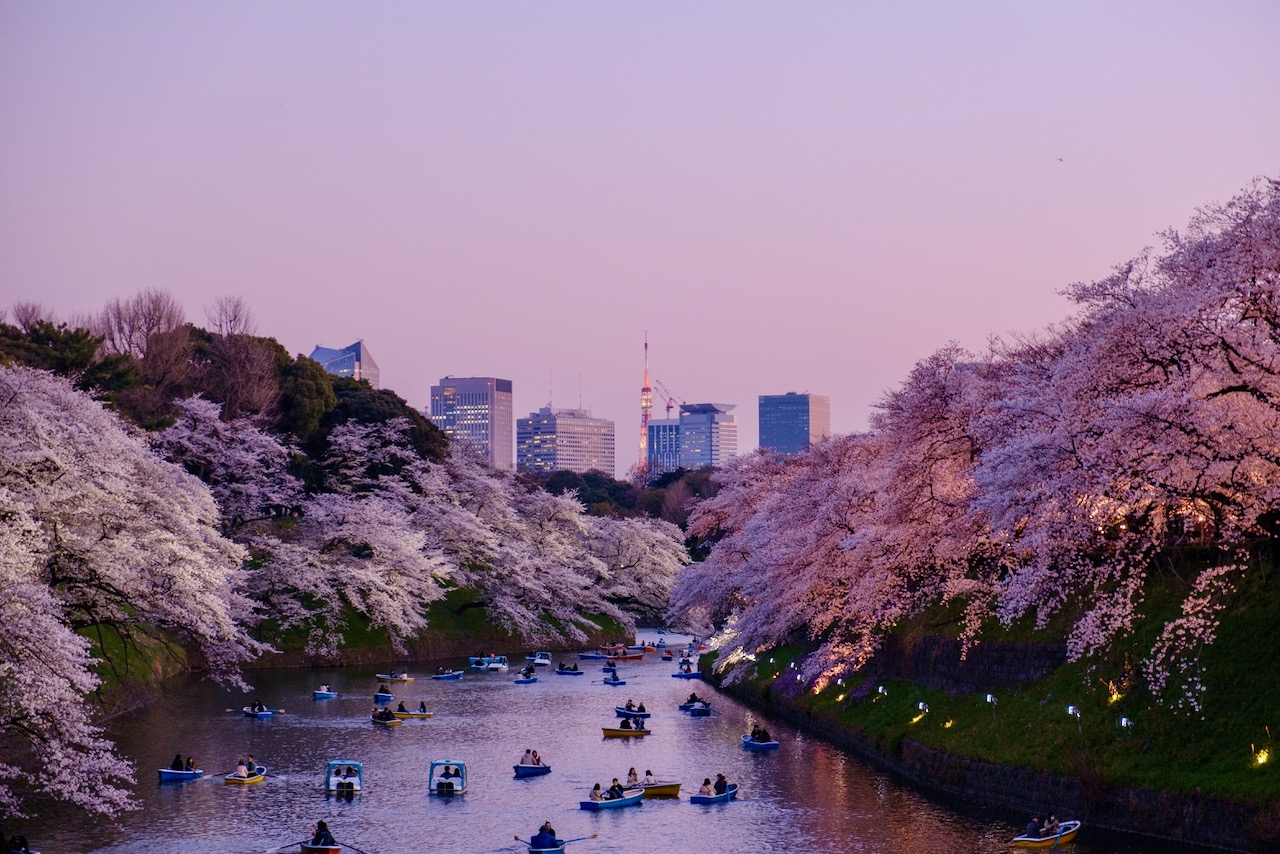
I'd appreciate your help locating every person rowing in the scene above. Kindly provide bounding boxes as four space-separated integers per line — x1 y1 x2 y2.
527 822 560 850
310 820 336 846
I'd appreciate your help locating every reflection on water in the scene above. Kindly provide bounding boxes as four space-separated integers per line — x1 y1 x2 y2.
27 636 1164 854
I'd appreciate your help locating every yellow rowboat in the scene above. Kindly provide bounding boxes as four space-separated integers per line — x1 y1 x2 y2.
639 781 681 797
392 710 433 719
1012 820 1081 848
224 771 265 785
602 727 650 738
371 716 402 727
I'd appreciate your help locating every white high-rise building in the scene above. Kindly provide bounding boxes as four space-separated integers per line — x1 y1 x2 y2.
517 406 616 475
428 376 514 469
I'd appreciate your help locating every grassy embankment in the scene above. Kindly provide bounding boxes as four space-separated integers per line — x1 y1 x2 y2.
719 546 1279 806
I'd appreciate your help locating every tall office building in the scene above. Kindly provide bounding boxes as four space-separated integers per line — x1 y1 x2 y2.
679 403 738 469
646 417 682 479
759 392 831 455
517 406 616 475
429 377 514 470
310 340 380 388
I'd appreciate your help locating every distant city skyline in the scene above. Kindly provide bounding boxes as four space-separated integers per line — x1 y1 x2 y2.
4 4 1277 472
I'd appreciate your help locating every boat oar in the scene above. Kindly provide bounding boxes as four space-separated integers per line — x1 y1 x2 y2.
263 838 309 853
562 835 598 844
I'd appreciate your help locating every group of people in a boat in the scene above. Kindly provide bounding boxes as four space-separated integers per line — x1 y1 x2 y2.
231 755 261 778
435 666 458 675
557 661 580 671
435 765 462 791
168 754 198 772
249 700 269 713
1024 815 1063 838
589 778 631 801
519 665 536 678
617 715 647 731
698 773 730 796
622 698 646 713
518 748 545 766
395 700 429 714
376 684 392 695
371 707 397 722
526 821 560 849
749 725 772 743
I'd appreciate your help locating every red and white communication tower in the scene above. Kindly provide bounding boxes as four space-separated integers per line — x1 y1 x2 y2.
638 334 652 475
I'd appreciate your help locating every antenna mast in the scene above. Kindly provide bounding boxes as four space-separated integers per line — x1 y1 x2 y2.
638 333 652 474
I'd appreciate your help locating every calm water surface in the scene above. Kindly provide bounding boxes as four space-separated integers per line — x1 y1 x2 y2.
34 636 1169 854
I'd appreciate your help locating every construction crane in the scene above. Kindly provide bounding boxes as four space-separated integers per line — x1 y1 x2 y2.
653 379 684 418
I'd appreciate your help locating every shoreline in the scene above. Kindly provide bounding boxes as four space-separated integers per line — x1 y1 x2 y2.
711 667 1275 854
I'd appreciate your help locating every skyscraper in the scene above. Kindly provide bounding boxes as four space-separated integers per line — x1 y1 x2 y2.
759 392 831 455
309 340 380 388
517 406 616 475
678 403 738 469
429 377 514 469
645 417 681 479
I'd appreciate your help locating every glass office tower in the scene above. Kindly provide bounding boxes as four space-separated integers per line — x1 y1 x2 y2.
758 392 830 455
309 340 380 388
517 406 616 475
429 376 514 469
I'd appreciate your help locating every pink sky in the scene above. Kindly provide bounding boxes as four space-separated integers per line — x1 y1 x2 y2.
2 2 1278 475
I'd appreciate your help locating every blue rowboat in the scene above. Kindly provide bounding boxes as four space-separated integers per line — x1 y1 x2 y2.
513 763 552 777
614 706 651 718
601 678 627 686
741 734 780 751
690 782 739 804
313 690 337 700
242 706 273 719
514 675 538 684
431 670 463 680
580 787 643 810
373 691 395 702
671 671 702 679
157 767 203 782
555 668 584 676
578 652 609 660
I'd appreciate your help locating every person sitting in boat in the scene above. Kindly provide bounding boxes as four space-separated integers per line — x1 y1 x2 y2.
377 684 391 695
320 683 330 692
636 701 646 713
251 700 266 713
233 759 251 778
714 773 728 795
698 777 714 796
528 824 561 850
417 700 428 713
520 749 535 765
589 783 604 801
531 750 543 765
396 701 407 713
632 716 647 731
185 756 197 772
606 778 625 800
643 769 657 784
1025 817 1041 838
1043 816 1060 835
626 767 639 787
681 664 693 673
310 820 336 846
571 663 579 671
7 835 31 854
624 698 636 711
688 692 701 704
245 755 259 775
170 753 184 771
619 716 633 730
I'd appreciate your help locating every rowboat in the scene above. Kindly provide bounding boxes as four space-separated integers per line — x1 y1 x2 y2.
639 780 681 797
375 672 414 682
578 652 609 660
601 665 618 673
371 713 402 726
579 787 643 810
661 651 673 661
600 643 626 653
157 767 203 782
431 670 463 680
300 844 340 853
325 759 363 794
690 782 739 804
671 671 702 679
242 706 273 719
609 652 645 661
428 759 467 795
624 644 647 652
601 677 627 686
741 734 780 750
1013 820 1082 848
602 726 650 737
224 769 265 784
514 675 539 684
513 763 552 777
313 690 337 700
373 691 394 703
678 701 704 711
555 668 585 675
614 706 651 718
392 710 433 719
